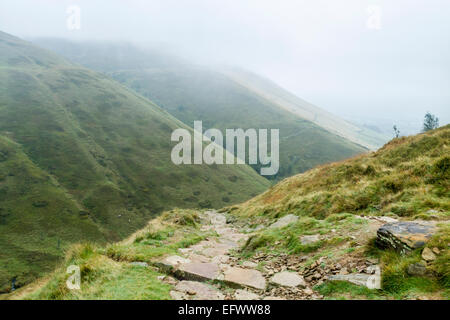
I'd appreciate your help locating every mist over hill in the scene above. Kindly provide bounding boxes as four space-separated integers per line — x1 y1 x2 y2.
33 39 387 180
0 31 269 291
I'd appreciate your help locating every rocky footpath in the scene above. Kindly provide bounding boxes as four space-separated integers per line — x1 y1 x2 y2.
150 211 444 300
150 211 398 300
153 211 319 300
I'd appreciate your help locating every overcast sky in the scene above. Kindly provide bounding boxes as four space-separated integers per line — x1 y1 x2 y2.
1 0 449 133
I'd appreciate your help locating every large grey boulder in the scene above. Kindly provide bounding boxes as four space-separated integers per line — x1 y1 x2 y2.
269 214 298 229
376 222 436 254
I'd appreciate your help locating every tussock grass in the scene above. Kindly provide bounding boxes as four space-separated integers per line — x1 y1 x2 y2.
233 125 449 220
14 210 206 300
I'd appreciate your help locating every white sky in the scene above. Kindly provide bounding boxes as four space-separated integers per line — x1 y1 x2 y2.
1 0 449 133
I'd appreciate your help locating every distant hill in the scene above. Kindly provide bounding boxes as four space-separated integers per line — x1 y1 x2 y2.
0 31 269 291
32 39 385 180
221 67 389 150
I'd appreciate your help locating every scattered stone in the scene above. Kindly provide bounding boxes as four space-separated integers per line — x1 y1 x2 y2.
421 247 436 262
269 214 298 229
432 247 440 255
376 222 436 254
163 255 191 267
303 288 313 295
234 289 260 300
175 281 224 300
407 262 427 276
300 234 320 245
263 296 285 300
224 267 266 290
338 268 349 275
242 261 258 268
377 216 398 223
163 276 178 285
170 290 188 300
270 271 306 288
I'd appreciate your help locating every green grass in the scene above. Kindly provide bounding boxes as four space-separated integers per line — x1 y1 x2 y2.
22 212 209 300
0 31 269 292
25 243 172 300
240 214 362 257
315 281 385 300
234 125 450 219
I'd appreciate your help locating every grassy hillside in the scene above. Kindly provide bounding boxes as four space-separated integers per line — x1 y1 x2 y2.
233 125 449 219
7 126 448 301
229 125 449 299
0 31 269 292
33 39 371 180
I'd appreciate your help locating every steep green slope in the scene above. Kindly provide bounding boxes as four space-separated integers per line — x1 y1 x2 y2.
0 31 269 291
234 125 449 219
0 135 106 291
33 39 371 180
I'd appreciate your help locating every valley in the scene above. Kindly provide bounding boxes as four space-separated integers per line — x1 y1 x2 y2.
33 39 387 180
0 31 269 292
4 125 448 300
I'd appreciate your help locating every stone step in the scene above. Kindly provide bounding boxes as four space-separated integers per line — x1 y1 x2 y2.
223 267 266 290
170 281 224 300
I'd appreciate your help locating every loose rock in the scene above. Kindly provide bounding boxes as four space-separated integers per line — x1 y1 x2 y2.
407 262 427 276
175 281 224 300
270 271 306 288
234 289 260 300
421 247 436 262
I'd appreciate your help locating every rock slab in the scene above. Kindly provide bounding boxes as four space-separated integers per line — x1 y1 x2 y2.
175 281 224 300
376 222 436 254
269 214 299 229
224 267 266 290
234 289 260 300
270 271 306 288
